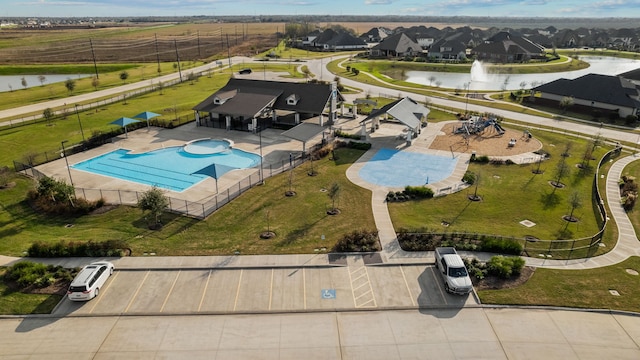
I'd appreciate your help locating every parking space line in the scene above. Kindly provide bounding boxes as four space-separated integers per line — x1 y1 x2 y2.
268 269 274 311
363 266 377 308
160 270 181 313
347 267 357 307
359 298 375 307
233 269 243 312
399 266 416 306
88 270 119 314
352 282 370 291
124 271 149 313
198 270 212 312
303 268 306 310
354 290 373 300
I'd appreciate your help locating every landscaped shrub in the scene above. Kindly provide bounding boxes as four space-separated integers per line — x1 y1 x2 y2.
486 256 525 279
471 155 490 163
27 239 129 258
333 229 380 252
480 237 523 255
347 141 372 150
620 175 638 211
464 258 487 280
335 129 362 140
28 176 104 215
2 261 76 288
404 185 434 199
462 171 476 184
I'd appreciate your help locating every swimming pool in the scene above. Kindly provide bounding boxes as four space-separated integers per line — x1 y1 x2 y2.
71 139 261 192
358 148 458 187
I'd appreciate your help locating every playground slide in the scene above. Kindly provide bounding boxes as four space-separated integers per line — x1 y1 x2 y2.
494 122 505 133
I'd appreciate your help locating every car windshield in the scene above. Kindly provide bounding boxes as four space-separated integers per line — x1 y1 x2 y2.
448 267 468 278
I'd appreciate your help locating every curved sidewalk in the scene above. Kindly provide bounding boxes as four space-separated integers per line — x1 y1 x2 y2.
346 128 640 269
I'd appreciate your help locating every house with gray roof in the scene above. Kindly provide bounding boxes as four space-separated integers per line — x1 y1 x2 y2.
311 29 367 51
427 38 467 61
472 31 545 63
370 32 421 58
532 74 640 118
193 78 343 132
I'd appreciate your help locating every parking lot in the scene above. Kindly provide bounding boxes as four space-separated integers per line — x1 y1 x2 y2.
54 263 478 315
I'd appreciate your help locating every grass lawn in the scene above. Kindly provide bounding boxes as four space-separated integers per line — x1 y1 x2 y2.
0 269 62 315
0 64 299 168
389 127 612 258
0 147 375 256
478 256 640 313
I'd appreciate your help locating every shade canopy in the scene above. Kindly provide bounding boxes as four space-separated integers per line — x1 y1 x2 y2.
110 117 140 137
133 111 161 120
110 117 140 127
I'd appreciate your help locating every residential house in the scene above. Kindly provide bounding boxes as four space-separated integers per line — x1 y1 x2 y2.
427 38 467 60
472 31 545 63
311 29 367 51
370 32 421 57
531 74 640 118
193 79 343 132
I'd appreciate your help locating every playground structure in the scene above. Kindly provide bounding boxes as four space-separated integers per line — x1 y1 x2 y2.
454 115 505 136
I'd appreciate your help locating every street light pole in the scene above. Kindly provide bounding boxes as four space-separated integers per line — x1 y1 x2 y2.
465 82 470 114
61 140 74 187
75 104 85 142
258 119 264 184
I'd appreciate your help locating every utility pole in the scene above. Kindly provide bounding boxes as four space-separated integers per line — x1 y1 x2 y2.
74 104 85 142
226 34 231 68
154 33 161 73
89 39 99 79
197 30 201 58
174 40 183 82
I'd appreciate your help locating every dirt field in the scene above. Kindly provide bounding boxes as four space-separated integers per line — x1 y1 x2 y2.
429 123 542 156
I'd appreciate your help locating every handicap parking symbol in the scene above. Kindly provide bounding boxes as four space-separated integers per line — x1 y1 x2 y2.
321 289 336 299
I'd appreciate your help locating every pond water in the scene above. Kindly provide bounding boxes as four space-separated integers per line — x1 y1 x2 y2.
405 56 640 91
0 74 91 93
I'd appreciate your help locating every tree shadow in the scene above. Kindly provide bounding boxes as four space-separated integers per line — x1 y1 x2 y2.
540 192 561 209
446 198 474 225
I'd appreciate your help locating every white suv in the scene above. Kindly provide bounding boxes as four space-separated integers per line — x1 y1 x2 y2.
67 261 114 301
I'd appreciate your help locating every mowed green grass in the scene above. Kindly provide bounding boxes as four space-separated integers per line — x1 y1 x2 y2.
0 148 374 256
0 269 62 315
389 128 611 251
0 64 301 168
478 256 640 313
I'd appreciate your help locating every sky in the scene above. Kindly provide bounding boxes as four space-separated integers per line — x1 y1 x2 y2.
2 0 640 18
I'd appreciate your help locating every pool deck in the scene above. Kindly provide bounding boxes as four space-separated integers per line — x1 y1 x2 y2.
37 123 309 204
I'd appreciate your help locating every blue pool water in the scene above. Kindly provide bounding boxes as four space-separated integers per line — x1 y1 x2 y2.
72 140 261 192
359 149 458 187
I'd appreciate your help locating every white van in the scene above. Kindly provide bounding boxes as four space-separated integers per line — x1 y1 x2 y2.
67 261 114 301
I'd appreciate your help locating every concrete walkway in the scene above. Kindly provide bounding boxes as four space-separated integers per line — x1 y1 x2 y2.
1 56 639 271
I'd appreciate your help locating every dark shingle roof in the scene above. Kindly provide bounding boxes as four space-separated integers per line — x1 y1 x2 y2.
373 32 420 52
533 74 640 108
193 78 340 116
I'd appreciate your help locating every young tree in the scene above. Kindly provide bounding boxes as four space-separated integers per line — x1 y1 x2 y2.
119 71 129 84
91 76 100 91
328 182 341 213
559 96 574 113
64 78 76 94
42 108 54 126
428 75 436 86
552 157 571 193
137 186 169 229
566 191 583 222
38 75 46 86
21 76 27 90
